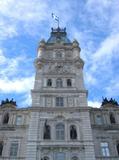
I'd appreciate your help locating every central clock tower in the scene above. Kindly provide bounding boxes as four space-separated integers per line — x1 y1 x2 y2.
26 27 95 160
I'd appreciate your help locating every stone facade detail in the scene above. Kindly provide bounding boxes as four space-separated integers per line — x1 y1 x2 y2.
0 28 119 160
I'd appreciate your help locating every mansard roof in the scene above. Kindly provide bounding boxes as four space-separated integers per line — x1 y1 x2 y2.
47 27 71 44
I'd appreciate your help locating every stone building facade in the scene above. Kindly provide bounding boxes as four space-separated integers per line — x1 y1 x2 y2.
0 27 119 160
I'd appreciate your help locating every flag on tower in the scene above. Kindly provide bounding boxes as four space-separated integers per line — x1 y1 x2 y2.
52 13 59 22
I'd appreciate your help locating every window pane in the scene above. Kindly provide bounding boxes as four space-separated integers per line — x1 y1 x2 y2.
96 115 102 125
101 142 110 157
55 152 65 160
10 142 18 157
56 97 64 107
56 124 65 140
56 79 62 88
16 116 22 125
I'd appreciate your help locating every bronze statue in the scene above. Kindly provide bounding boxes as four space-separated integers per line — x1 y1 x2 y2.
70 125 77 139
43 120 51 139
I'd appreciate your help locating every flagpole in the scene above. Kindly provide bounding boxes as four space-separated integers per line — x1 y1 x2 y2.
52 13 60 28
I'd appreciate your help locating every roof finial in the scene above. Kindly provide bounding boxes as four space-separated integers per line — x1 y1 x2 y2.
51 13 59 28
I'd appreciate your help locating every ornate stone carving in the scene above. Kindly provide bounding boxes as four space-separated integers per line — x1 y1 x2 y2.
0 98 16 106
101 97 118 106
47 62 72 74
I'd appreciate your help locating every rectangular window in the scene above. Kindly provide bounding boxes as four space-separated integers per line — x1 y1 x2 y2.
10 142 18 157
100 142 110 157
56 97 64 107
55 152 65 160
16 115 22 125
96 115 102 125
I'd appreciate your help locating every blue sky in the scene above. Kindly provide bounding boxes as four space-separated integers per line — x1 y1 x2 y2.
0 0 119 108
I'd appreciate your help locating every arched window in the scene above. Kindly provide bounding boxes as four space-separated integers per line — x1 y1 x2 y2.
0 142 3 156
56 78 62 88
42 156 49 160
110 113 116 124
47 79 52 87
67 79 72 87
116 143 119 155
3 113 9 124
43 121 51 139
72 156 78 160
70 125 77 140
56 123 65 140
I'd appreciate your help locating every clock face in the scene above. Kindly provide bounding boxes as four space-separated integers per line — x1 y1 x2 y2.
55 50 64 59
56 51 62 59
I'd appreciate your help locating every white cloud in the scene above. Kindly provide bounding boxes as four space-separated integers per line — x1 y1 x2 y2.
20 92 32 107
0 19 17 40
84 72 97 86
0 48 34 94
0 0 48 22
0 49 28 76
93 33 119 61
0 49 6 64
0 76 34 93
88 100 101 108
105 77 119 97
89 34 119 74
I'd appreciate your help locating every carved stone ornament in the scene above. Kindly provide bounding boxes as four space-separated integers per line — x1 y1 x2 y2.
47 62 71 74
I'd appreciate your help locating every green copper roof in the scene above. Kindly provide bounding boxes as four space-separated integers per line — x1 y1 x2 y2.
47 27 71 44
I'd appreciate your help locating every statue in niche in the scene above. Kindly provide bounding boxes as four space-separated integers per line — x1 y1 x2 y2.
70 125 77 139
43 120 51 139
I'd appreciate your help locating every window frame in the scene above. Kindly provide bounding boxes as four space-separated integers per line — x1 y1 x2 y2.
56 78 63 88
95 115 102 125
54 152 65 160
56 123 65 140
56 97 64 107
9 141 19 157
100 142 110 157
15 115 22 125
